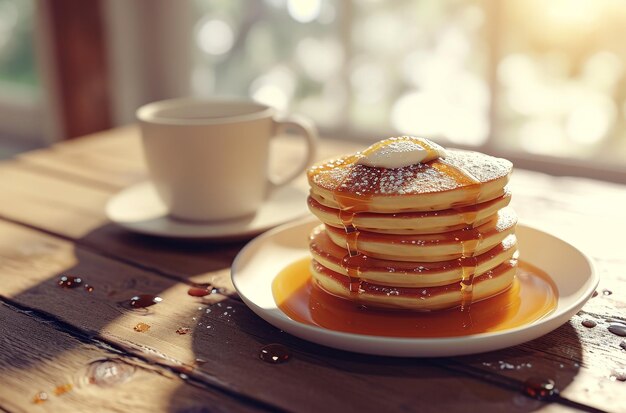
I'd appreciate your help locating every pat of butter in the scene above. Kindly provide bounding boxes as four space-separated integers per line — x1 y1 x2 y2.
356 136 448 168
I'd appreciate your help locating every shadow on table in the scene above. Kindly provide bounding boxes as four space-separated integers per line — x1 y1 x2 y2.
0 223 246 408
0 222 593 412
167 295 592 412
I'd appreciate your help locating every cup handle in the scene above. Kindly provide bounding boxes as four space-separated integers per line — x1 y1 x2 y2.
269 115 318 191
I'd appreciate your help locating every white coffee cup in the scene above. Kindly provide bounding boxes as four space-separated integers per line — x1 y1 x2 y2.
137 97 317 221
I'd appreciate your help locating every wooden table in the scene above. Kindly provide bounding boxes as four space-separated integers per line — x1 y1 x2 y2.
0 126 625 413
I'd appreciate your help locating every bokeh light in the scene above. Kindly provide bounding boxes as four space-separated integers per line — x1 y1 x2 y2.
565 95 615 145
351 59 389 103
391 91 448 137
250 66 297 112
287 0 321 23
519 119 567 155
195 18 234 56
295 37 343 82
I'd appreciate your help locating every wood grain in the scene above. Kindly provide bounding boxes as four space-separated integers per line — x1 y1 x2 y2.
0 302 263 413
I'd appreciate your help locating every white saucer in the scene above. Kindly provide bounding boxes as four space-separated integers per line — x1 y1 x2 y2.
106 181 309 240
232 217 598 357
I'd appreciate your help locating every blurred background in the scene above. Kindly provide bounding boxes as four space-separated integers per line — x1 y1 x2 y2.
0 0 625 181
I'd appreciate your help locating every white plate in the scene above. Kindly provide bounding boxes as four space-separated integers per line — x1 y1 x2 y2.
232 217 598 357
106 181 309 240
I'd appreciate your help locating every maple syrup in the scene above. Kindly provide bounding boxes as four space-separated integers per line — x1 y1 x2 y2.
128 294 163 308
188 284 213 297
133 322 151 332
58 275 83 289
84 284 94 292
87 359 135 386
581 319 597 328
608 324 626 337
32 391 48 404
440 160 483 311
259 344 291 364
273 258 557 338
54 383 73 396
522 377 558 400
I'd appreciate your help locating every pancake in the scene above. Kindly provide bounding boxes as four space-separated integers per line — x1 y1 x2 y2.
311 258 517 311
303 136 517 311
325 207 517 262
309 225 518 287
308 188 511 234
307 149 512 213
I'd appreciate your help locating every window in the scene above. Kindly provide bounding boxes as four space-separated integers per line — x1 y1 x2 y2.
191 0 626 175
495 0 626 165
0 0 41 143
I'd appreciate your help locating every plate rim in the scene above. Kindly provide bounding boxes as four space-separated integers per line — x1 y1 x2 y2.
231 216 598 355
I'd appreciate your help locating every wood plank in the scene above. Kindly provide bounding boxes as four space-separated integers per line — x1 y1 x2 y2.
18 148 145 190
0 302 262 413
0 161 242 297
0 218 581 413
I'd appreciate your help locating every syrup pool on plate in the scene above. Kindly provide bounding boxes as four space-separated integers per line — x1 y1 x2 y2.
272 258 558 338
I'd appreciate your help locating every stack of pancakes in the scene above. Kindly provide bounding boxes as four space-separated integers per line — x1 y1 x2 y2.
306 137 517 311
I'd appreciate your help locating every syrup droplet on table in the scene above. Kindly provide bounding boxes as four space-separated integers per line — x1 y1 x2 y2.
58 275 83 289
603 289 613 296
176 327 191 335
54 383 73 396
87 359 135 386
581 319 597 328
592 290 599 298
188 284 213 297
129 294 163 308
259 344 291 364
619 340 626 351
84 284 94 292
608 324 626 337
522 377 558 400
133 322 151 332
32 391 48 404
610 367 626 381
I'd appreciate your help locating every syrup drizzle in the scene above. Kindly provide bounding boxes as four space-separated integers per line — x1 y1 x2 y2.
338 209 363 294
431 156 483 311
